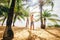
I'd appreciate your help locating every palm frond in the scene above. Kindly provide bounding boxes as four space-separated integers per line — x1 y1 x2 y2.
43 9 51 17
51 14 58 17
51 2 54 10
0 19 4 21
48 18 60 23
17 16 21 21
13 14 17 24
35 15 40 17
18 15 25 20
0 0 7 3
35 17 40 22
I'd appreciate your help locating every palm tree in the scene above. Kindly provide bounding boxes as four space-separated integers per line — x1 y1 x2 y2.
42 10 60 28
39 0 44 29
12 0 29 26
0 0 29 26
39 0 54 29
36 10 60 28
25 17 29 27
13 9 29 26
2 0 16 40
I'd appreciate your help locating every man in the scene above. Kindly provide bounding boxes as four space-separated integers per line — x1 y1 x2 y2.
30 14 34 30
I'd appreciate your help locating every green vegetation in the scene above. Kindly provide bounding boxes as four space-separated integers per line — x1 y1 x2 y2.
0 0 60 40
0 0 29 26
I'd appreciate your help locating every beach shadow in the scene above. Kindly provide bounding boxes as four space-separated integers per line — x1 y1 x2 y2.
27 30 46 40
44 29 60 38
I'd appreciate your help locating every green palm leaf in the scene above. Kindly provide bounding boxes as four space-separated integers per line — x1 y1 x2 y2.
51 14 58 17
48 18 60 23
0 19 4 21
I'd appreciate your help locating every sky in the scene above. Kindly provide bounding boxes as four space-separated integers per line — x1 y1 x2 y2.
0 0 60 28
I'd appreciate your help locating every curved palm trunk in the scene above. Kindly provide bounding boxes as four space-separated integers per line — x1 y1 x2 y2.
39 0 44 29
2 17 6 26
2 0 16 40
26 17 29 28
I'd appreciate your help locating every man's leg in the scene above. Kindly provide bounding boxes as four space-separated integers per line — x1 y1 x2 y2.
30 22 33 30
33 22 34 30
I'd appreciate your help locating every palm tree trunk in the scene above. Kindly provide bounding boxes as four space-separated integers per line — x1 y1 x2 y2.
2 0 16 40
2 17 6 26
13 14 17 27
26 17 29 28
39 0 44 29
43 18 46 29
13 22 15 27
